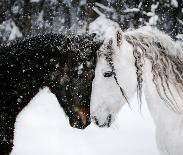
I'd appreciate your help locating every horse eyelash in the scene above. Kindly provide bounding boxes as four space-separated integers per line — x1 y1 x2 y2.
103 71 113 78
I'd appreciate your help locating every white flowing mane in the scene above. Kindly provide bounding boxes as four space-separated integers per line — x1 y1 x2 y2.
123 27 183 113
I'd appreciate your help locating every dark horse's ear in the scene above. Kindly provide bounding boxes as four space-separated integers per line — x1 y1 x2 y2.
89 40 103 64
88 33 103 51
66 37 71 45
88 33 97 40
95 40 103 51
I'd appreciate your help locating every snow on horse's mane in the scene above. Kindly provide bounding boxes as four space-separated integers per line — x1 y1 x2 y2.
124 26 183 57
123 26 183 113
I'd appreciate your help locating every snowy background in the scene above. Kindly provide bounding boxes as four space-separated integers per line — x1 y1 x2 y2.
0 0 183 155
0 0 183 44
11 88 159 155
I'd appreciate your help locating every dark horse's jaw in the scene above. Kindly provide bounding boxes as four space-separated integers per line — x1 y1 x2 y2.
69 105 91 129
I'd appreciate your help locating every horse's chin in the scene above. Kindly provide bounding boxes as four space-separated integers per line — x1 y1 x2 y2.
92 114 112 128
93 122 112 128
97 123 111 128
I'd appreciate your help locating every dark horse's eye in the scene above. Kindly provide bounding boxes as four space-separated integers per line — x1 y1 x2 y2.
103 71 113 78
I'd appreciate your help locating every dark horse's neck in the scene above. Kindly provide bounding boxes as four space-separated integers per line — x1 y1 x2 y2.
0 34 68 116
0 34 75 154
0 33 100 154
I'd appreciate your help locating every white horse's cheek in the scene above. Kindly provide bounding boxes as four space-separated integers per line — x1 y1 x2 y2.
90 88 123 123
105 95 123 111
90 78 102 113
90 56 125 125
91 81 122 111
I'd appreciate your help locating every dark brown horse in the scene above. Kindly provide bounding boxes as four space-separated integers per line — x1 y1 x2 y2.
0 33 101 155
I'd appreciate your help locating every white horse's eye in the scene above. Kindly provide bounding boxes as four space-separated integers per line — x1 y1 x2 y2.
103 71 113 78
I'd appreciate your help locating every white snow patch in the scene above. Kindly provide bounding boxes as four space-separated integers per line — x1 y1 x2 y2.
12 5 19 14
31 0 40 2
123 8 139 13
79 0 86 6
171 0 178 7
0 19 22 41
78 63 83 74
95 2 114 12
89 16 120 40
36 10 44 28
177 18 183 25
148 15 158 26
146 2 159 26
123 2 142 13
9 20 22 41
11 87 159 155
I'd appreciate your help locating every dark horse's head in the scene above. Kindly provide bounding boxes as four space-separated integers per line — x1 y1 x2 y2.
0 33 101 131
0 33 102 155
47 34 101 129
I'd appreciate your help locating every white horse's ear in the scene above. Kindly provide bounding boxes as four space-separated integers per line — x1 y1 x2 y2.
116 30 123 47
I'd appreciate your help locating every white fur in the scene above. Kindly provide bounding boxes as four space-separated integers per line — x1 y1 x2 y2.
90 23 183 155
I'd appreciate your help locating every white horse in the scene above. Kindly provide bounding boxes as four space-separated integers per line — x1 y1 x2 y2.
90 24 183 155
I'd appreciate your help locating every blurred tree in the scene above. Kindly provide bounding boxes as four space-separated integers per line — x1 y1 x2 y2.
0 0 182 44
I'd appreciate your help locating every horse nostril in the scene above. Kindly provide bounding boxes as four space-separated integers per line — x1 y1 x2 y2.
70 111 91 129
92 116 99 126
70 119 88 129
107 114 112 127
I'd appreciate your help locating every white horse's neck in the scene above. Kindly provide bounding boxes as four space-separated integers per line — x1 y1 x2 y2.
143 58 183 155
111 28 183 155
143 57 183 125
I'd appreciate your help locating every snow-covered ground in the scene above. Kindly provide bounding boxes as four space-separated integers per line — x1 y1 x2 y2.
11 87 159 155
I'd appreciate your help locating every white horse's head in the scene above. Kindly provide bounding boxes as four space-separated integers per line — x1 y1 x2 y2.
90 28 138 127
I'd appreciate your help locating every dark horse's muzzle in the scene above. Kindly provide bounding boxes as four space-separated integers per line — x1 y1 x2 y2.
69 105 90 129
